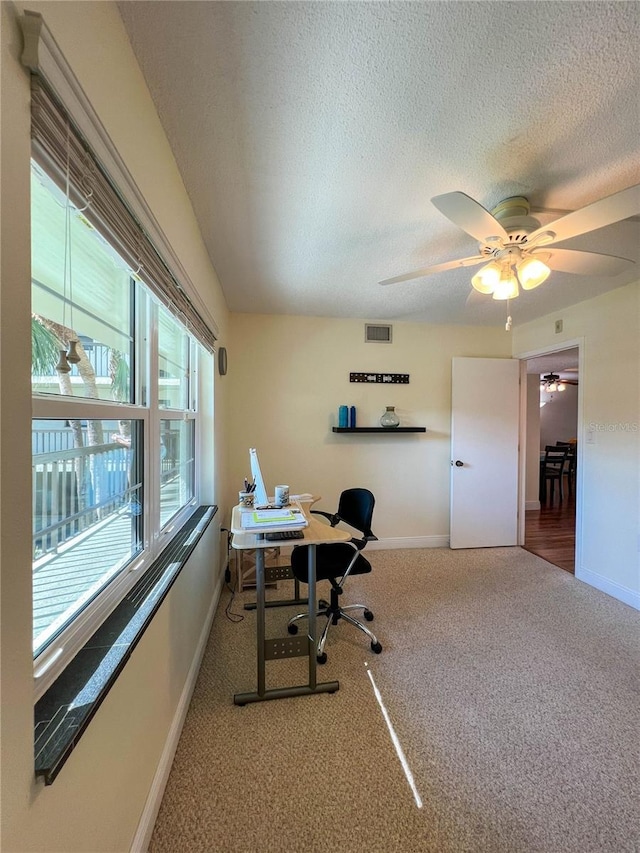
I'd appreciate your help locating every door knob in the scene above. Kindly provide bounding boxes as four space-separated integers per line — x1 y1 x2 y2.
454 460 464 467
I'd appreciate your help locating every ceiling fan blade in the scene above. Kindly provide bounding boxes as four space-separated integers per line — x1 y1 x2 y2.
431 192 509 243
379 255 485 286
527 183 640 245
540 247 635 276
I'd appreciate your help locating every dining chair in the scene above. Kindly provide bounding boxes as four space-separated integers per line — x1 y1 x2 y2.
542 445 570 503
556 441 577 496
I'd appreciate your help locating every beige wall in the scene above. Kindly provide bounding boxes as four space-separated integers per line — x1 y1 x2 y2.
513 281 640 604
227 314 511 542
1 4 229 851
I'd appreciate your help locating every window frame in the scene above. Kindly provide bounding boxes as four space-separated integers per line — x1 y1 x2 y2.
31 197 204 702
24 23 217 701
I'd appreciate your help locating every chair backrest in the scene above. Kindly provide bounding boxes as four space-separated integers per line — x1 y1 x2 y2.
336 488 376 539
544 445 569 474
557 441 577 472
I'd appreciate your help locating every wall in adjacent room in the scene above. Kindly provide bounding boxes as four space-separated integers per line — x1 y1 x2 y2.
540 384 579 448
525 374 542 507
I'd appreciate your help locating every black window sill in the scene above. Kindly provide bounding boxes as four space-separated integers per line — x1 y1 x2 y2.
34 505 217 785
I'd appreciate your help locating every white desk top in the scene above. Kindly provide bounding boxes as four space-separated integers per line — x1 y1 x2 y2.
231 502 350 550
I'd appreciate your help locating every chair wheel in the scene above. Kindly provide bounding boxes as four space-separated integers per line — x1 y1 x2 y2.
287 623 298 635
371 641 382 654
363 609 374 621
317 652 327 664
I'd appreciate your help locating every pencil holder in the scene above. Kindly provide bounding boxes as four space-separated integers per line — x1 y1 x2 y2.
239 490 255 508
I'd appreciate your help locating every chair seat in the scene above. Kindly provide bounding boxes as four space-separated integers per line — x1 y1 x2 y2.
290 543 372 582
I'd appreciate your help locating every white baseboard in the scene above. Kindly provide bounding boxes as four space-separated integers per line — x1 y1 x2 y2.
525 500 541 511
130 570 224 853
576 567 639 611
366 535 449 550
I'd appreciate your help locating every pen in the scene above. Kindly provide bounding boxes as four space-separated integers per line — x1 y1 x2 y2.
244 478 249 491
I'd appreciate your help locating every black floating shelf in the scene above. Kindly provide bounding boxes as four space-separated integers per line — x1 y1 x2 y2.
332 427 426 433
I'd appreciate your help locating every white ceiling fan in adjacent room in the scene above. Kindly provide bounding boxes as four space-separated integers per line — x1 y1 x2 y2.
380 184 640 301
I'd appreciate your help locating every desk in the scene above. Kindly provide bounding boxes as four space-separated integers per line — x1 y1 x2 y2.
242 495 320 612
231 502 350 705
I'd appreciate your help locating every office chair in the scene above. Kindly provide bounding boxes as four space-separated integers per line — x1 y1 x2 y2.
542 444 570 503
287 488 382 664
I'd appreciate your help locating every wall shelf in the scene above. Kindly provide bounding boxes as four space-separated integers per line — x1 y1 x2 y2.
332 427 426 433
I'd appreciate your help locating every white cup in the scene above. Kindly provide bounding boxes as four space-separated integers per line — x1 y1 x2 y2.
274 485 289 507
239 490 254 508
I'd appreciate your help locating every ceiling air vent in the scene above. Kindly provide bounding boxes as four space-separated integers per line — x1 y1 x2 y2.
365 323 392 343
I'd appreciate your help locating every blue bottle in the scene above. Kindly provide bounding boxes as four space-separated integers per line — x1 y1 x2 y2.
349 406 357 428
338 405 348 428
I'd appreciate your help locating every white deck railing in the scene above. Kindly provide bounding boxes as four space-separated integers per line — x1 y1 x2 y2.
32 442 140 559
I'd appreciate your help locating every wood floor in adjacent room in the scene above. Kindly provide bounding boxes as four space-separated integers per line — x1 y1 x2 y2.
524 491 576 573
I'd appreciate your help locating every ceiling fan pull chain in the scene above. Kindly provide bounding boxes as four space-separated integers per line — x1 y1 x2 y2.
505 299 512 331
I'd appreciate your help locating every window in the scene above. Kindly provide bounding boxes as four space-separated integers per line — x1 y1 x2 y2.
32 417 143 657
31 164 134 402
31 157 211 693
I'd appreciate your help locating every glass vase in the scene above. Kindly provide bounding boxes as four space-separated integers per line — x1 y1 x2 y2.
380 406 400 428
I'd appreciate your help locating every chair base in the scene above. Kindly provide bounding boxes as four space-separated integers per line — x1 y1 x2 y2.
287 591 382 663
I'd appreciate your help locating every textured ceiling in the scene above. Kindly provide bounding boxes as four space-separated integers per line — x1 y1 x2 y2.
526 348 579 378
118 1 640 328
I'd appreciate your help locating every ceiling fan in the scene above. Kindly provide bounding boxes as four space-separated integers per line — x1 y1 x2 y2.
380 184 640 300
540 372 578 392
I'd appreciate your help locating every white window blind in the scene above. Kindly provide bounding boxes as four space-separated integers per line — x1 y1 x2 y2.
30 75 216 353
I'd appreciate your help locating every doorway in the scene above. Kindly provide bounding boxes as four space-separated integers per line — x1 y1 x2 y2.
521 347 579 573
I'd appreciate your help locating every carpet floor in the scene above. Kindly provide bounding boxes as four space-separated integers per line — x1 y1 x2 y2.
149 547 639 853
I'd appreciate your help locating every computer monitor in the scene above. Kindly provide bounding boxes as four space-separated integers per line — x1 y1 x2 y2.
249 448 269 507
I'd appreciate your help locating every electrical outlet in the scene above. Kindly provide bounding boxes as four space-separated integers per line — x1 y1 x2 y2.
555 319 563 334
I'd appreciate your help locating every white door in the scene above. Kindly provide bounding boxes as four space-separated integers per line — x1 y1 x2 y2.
450 357 520 548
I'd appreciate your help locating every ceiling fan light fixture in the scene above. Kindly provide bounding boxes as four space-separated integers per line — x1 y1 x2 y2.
540 372 567 393
471 261 501 293
492 266 519 300
517 256 551 290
